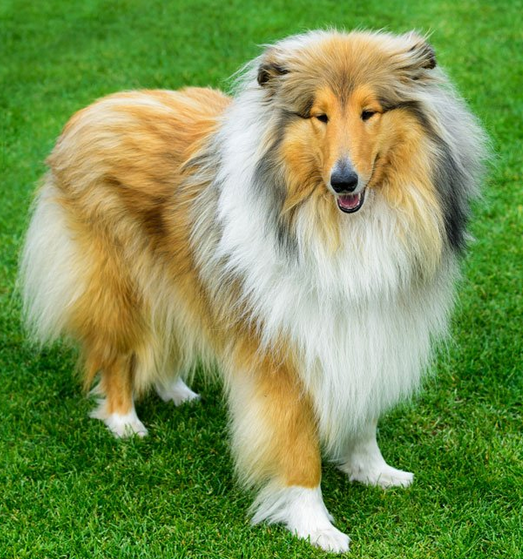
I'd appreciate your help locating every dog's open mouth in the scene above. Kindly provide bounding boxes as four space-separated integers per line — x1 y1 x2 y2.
336 190 366 213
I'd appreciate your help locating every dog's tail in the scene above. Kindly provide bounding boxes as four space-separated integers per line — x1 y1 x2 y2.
19 173 86 345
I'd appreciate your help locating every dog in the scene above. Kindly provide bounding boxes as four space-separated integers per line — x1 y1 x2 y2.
20 30 486 552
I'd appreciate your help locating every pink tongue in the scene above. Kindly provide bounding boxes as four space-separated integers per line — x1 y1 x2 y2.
338 193 361 210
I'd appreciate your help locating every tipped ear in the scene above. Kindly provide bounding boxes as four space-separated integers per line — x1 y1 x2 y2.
257 61 289 87
409 39 437 69
400 33 437 80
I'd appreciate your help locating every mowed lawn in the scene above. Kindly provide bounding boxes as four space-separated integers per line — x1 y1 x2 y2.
1 1 522 557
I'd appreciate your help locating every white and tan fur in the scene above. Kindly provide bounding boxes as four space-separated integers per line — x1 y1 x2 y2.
20 30 486 552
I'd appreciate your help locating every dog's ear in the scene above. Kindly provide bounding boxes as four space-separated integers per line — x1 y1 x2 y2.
399 32 437 81
257 55 289 87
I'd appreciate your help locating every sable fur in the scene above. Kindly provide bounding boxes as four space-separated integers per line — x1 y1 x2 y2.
20 30 487 552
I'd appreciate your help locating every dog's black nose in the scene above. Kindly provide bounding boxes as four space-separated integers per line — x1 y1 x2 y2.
330 161 359 193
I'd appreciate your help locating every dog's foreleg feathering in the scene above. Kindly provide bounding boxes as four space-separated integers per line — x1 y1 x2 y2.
338 419 414 488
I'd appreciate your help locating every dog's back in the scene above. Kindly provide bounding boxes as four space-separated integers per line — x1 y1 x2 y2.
20 87 230 412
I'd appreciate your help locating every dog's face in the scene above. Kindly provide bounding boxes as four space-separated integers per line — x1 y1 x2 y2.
257 31 437 219
306 83 384 214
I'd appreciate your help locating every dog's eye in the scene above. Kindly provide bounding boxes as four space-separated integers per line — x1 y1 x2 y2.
315 114 329 123
361 110 376 121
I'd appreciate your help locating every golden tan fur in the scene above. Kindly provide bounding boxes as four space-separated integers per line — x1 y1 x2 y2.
21 33 486 547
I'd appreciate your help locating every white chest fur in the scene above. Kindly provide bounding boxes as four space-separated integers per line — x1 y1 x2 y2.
198 99 456 458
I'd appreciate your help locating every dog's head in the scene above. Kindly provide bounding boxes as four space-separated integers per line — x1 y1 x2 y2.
254 31 440 223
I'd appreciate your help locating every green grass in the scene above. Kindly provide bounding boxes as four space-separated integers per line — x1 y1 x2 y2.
1 0 522 557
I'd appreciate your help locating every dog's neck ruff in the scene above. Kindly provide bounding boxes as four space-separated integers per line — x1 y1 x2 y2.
194 88 457 457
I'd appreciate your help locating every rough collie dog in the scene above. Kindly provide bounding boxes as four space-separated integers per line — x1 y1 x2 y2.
20 30 486 552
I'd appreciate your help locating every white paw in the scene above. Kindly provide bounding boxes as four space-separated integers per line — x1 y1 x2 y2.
298 525 350 553
155 378 200 406
105 413 148 438
251 485 350 554
89 400 148 438
344 463 414 488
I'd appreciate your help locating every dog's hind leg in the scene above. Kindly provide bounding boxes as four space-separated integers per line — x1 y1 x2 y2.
227 349 350 553
89 353 148 438
58 222 150 439
338 419 413 488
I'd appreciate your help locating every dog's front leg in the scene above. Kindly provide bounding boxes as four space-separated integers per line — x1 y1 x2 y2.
225 349 350 553
338 418 414 488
